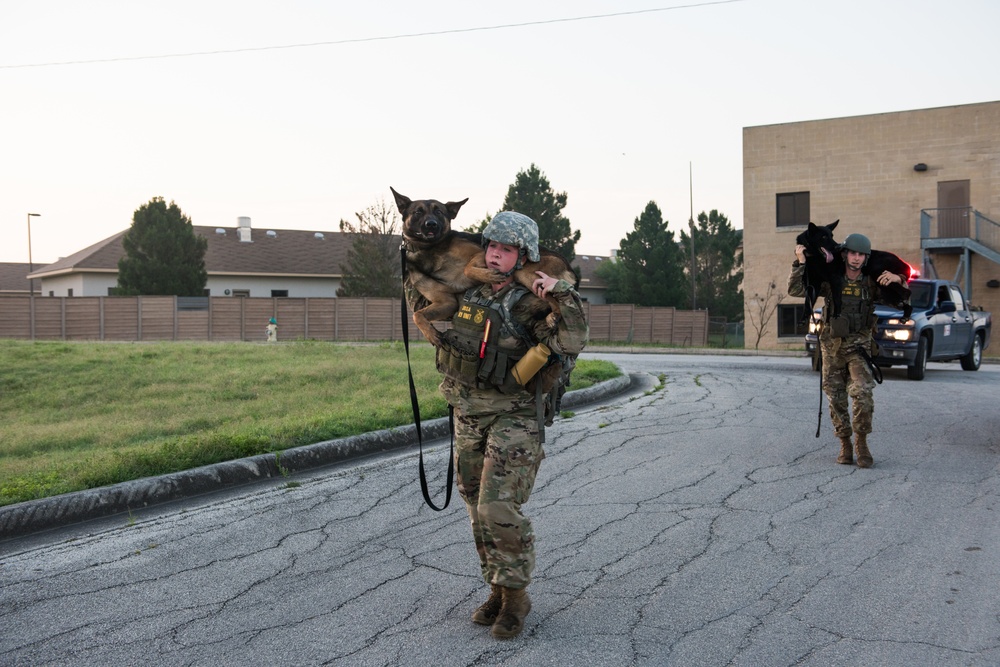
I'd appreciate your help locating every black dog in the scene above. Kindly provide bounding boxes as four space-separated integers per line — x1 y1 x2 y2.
796 220 913 320
795 221 842 317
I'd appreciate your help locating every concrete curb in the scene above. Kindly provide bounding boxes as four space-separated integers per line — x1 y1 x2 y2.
0 375 635 539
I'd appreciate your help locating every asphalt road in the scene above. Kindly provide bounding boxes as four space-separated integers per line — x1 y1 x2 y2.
2 353 998 666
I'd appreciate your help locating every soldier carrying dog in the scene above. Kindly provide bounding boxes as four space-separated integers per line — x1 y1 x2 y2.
788 232 907 468
405 211 588 639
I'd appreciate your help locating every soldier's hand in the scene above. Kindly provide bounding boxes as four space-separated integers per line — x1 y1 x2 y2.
877 271 900 286
533 271 558 298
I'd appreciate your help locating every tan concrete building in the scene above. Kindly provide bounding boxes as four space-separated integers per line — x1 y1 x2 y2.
743 100 1000 350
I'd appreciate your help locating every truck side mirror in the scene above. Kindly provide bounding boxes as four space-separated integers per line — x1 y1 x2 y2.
938 300 957 314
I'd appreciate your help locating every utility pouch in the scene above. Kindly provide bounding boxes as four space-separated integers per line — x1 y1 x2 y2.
477 347 498 382
829 315 850 338
436 330 481 387
495 351 525 394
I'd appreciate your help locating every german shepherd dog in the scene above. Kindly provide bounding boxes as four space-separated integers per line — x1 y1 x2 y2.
796 220 912 320
391 187 577 346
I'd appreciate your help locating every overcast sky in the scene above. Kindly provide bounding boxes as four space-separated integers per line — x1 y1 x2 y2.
3 0 998 265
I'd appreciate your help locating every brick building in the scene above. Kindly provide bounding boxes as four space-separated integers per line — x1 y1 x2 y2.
743 100 1000 350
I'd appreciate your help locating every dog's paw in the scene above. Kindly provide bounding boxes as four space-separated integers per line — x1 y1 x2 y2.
484 269 507 284
424 330 442 347
544 312 560 330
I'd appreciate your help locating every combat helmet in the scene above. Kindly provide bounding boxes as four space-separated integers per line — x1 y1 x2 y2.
482 211 540 263
840 233 871 255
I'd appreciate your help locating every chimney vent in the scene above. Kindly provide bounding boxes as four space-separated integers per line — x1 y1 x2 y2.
237 216 252 243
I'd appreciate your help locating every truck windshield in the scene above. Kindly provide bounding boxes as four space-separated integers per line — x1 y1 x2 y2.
910 283 933 310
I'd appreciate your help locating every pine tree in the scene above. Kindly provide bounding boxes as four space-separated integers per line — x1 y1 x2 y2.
599 201 687 307
500 164 580 262
117 197 207 296
680 210 744 320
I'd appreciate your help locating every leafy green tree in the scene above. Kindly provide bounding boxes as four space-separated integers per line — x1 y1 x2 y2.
117 197 207 296
598 201 687 307
679 209 744 320
337 198 402 298
497 163 580 262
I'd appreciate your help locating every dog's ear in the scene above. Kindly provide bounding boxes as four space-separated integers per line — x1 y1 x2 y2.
445 198 469 220
807 222 818 231
390 187 411 215
828 219 839 231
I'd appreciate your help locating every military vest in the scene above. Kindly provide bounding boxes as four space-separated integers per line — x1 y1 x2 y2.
435 285 535 393
825 276 874 336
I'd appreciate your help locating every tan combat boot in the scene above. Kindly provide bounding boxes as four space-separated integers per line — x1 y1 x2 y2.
855 433 873 468
471 584 503 626
837 436 853 465
491 586 531 639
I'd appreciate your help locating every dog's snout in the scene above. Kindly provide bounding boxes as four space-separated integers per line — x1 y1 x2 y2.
424 218 440 231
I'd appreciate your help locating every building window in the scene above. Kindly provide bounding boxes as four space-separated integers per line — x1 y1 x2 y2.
777 303 809 337
776 191 810 227
271 290 289 298
67 288 74 297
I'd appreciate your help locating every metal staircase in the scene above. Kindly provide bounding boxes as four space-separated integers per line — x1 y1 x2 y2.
920 208 1000 303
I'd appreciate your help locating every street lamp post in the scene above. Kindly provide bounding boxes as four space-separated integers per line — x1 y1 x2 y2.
27 213 41 294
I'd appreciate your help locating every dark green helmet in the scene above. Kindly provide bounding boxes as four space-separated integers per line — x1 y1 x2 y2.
482 211 540 262
841 233 871 255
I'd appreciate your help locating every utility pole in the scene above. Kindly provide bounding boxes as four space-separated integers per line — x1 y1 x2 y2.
688 163 697 310
27 213 41 295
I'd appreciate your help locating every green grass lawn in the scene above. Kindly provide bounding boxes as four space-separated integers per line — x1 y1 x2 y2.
0 340 619 506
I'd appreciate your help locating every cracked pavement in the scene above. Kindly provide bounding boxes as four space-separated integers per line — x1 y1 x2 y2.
2 353 999 666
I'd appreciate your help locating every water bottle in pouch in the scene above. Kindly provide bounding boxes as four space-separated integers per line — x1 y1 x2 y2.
511 343 551 386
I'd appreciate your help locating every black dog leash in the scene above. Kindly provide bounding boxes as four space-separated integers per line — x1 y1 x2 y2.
854 344 884 385
815 368 824 438
400 245 454 511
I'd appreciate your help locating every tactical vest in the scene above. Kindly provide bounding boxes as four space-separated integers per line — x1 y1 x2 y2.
435 285 535 393
825 277 873 336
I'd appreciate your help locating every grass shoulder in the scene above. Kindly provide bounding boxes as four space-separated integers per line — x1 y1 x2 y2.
0 340 619 506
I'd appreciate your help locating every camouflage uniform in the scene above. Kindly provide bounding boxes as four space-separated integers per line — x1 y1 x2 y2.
787 261 892 439
404 268 588 590
444 280 586 588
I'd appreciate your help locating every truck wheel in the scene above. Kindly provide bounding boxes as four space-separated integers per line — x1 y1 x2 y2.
811 347 822 372
907 336 927 380
960 334 982 371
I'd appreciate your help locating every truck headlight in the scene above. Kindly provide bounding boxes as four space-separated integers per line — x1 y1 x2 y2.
884 328 912 341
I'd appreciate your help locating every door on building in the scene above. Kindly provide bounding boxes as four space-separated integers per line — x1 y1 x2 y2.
937 180 970 238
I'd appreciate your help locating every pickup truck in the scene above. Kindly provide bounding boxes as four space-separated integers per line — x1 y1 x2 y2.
805 279 992 380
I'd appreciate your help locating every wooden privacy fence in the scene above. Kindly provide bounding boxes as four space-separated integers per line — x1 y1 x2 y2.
0 296 708 346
